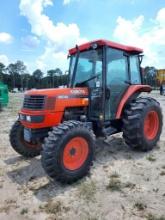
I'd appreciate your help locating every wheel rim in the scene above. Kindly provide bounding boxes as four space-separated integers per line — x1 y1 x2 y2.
144 111 159 140
63 137 89 170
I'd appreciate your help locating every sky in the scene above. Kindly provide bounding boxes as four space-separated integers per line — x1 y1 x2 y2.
0 0 164 73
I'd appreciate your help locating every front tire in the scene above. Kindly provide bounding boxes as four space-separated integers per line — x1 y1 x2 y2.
9 121 41 157
123 97 163 151
41 121 95 184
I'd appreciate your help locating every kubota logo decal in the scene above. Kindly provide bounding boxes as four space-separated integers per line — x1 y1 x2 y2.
70 89 86 95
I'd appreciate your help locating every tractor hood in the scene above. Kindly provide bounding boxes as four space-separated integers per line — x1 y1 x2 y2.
25 87 89 98
20 87 89 129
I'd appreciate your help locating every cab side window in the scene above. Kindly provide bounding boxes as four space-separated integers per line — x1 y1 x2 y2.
130 56 141 84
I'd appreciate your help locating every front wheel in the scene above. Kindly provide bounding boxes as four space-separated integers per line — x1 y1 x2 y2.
123 97 163 151
9 121 41 157
41 121 95 184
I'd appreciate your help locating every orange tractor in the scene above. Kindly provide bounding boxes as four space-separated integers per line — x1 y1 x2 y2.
10 40 163 183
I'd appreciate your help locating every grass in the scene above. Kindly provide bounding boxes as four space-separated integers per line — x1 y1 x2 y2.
126 154 132 160
133 202 147 211
106 178 122 191
20 208 28 215
0 200 18 213
0 206 9 213
106 174 122 191
78 180 96 201
106 172 123 191
153 188 159 193
110 172 120 178
87 217 99 220
5 199 16 204
146 155 156 162
44 200 62 214
33 209 37 214
39 200 69 215
81 209 103 220
106 173 136 191
0 168 4 177
147 213 165 220
124 182 136 189
160 171 165 176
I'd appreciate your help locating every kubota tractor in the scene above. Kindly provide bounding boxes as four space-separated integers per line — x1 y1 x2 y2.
10 40 163 183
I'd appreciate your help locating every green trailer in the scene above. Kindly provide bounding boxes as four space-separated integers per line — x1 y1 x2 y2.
0 82 9 108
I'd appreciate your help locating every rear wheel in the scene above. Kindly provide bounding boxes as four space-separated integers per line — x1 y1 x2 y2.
123 97 163 151
10 121 41 157
41 121 95 184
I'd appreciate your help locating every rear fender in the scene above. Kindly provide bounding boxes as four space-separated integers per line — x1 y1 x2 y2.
116 85 152 119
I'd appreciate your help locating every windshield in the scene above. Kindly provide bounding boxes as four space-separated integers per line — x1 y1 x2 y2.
69 48 103 87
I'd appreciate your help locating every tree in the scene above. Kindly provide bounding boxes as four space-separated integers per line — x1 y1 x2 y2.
47 68 63 87
7 63 17 89
54 68 62 76
144 66 157 87
33 69 43 80
15 61 27 90
54 68 63 86
7 61 27 90
3 61 65 90
32 69 44 88
0 63 5 81
47 69 57 87
22 73 31 90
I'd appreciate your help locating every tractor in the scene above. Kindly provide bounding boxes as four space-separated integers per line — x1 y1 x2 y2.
10 39 163 183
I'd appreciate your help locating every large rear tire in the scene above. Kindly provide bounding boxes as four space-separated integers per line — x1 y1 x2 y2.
9 121 41 157
123 97 163 151
41 121 95 184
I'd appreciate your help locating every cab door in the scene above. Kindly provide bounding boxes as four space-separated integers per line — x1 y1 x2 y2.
72 48 104 120
105 48 129 120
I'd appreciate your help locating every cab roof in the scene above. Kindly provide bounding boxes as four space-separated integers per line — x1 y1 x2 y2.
69 39 143 55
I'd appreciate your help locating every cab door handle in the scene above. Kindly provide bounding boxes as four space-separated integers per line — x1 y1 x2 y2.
105 87 111 99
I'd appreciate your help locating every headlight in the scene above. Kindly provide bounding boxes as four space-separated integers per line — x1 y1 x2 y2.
26 115 31 122
19 114 25 121
19 114 44 123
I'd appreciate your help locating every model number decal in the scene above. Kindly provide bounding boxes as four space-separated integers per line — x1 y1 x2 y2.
57 95 69 99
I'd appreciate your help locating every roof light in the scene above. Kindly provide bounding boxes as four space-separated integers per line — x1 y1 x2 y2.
91 43 98 49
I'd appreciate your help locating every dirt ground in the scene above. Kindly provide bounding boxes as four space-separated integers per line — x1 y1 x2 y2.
0 92 165 220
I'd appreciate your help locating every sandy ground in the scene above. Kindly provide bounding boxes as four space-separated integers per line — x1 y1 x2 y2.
0 92 165 220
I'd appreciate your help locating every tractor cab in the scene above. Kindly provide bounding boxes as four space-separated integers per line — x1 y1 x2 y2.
68 40 144 121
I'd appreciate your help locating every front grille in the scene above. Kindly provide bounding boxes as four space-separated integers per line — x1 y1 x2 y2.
23 95 45 110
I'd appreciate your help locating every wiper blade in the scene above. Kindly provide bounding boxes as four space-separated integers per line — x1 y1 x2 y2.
77 73 101 86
